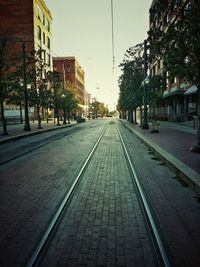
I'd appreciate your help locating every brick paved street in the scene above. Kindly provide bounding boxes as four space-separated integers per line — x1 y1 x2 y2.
118 122 200 267
0 119 200 266
37 121 157 267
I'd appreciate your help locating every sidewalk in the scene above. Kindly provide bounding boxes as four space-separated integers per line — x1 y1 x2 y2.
0 120 76 144
121 120 200 196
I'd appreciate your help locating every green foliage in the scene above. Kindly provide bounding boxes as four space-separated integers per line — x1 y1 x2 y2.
61 89 78 113
148 3 200 86
149 74 166 107
118 43 144 112
90 100 108 117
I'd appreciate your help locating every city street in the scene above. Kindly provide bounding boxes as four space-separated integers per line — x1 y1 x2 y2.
0 119 200 267
1 1 200 266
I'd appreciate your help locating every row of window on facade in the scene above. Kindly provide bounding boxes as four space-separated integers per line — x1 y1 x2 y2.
37 26 50 49
37 47 51 66
36 4 51 32
150 1 192 29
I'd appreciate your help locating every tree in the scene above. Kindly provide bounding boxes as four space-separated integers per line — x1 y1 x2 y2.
47 71 62 125
148 75 166 132
28 49 49 129
0 37 18 135
61 89 78 124
118 43 144 123
148 1 200 150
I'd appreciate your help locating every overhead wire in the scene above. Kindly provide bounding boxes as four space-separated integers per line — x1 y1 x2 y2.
111 0 115 73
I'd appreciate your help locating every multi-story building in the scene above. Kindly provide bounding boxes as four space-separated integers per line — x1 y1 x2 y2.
0 0 52 115
34 0 53 69
0 0 52 69
53 57 86 107
149 0 197 122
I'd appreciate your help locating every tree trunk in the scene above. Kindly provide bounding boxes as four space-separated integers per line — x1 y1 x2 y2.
56 108 60 126
134 108 137 124
67 111 70 124
63 108 66 124
46 106 49 123
37 105 42 129
19 101 23 124
123 111 126 120
127 110 133 123
0 99 9 135
53 109 56 124
139 106 143 127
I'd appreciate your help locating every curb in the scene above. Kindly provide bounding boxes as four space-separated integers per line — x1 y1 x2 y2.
121 120 200 196
0 123 76 145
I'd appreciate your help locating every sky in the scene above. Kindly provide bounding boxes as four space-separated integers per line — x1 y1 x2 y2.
45 0 152 111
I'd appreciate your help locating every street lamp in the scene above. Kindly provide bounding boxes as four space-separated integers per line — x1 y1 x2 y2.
22 42 31 131
142 39 149 129
61 94 67 124
20 79 31 131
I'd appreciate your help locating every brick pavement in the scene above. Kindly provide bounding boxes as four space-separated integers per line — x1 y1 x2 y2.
118 122 200 267
121 120 200 196
1 119 200 266
0 120 76 144
37 122 157 267
0 120 106 267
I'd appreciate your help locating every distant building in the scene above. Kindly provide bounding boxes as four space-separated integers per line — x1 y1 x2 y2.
84 91 91 117
53 57 86 106
149 0 197 122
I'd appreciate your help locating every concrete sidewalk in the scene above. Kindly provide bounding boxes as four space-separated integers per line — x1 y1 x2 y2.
0 120 77 144
121 120 200 196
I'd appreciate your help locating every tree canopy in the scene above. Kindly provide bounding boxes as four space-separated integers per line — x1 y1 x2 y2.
118 43 144 121
148 2 200 86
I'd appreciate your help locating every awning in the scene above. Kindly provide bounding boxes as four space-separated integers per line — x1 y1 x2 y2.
162 90 183 98
184 85 198 96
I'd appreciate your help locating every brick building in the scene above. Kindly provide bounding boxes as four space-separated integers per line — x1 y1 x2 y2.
0 0 52 68
53 57 86 106
0 0 52 116
149 0 197 122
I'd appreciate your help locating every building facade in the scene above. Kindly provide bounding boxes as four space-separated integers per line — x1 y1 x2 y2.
34 0 53 70
0 0 52 68
0 0 52 115
53 57 86 106
149 0 197 122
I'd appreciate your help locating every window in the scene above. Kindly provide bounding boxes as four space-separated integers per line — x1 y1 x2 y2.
37 26 41 40
43 50 46 63
47 37 50 49
47 54 51 66
43 14 45 25
36 4 42 21
38 47 42 59
47 19 50 32
43 32 45 44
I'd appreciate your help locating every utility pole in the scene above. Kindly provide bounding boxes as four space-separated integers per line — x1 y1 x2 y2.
142 39 149 129
22 42 31 131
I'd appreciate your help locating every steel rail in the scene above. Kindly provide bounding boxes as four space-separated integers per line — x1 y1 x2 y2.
26 123 109 267
116 124 172 267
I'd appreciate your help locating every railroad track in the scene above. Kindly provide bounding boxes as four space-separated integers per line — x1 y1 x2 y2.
25 120 173 267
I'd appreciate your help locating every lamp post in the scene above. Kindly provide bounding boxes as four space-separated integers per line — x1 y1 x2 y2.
22 42 31 131
61 94 67 124
142 39 149 129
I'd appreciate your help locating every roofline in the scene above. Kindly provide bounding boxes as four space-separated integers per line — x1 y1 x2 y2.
36 0 52 20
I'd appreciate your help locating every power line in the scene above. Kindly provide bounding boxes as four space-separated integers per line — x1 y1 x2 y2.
111 0 115 73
